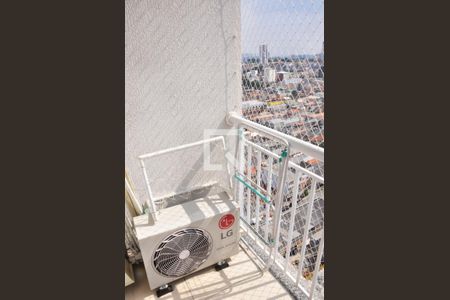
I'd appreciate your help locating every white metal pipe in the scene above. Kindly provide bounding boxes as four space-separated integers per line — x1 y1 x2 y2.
138 136 224 159
138 136 229 224
309 231 324 300
235 170 269 196
270 146 291 264
264 157 273 242
255 150 262 233
284 170 302 271
246 144 252 223
222 137 233 192
228 111 324 162
139 159 158 223
296 178 317 285
237 131 245 219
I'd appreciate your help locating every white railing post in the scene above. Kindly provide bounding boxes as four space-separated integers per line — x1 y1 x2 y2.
264 157 274 243
284 170 302 271
139 159 158 223
238 134 245 219
296 178 317 285
246 144 252 223
309 230 324 300
271 147 291 264
255 150 262 233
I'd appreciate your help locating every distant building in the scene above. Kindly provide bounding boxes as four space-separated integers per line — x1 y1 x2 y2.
259 44 269 65
276 71 290 82
245 70 259 81
263 116 301 135
266 101 287 112
241 100 266 112
263 68 276 83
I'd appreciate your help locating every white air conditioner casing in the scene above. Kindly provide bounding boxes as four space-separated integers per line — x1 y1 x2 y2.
134 192 240 290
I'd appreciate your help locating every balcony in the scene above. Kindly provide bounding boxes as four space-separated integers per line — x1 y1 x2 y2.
125 1 324 298
125 113 324 300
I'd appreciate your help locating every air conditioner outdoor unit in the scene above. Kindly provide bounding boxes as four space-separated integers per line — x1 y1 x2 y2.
133 191 240 294
134 137 240 296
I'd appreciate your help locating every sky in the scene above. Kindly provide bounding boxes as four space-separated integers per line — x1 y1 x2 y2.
241 0 324 57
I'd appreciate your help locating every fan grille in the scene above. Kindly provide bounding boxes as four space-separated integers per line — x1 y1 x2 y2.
153 228 212 277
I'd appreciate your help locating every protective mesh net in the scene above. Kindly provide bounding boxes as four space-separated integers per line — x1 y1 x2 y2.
126 0 324 297
240 1 324 297
241 0 324 150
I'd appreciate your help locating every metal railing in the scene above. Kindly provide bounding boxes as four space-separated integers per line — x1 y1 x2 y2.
228 112 324 300
134 112 324 299
228 112 324 161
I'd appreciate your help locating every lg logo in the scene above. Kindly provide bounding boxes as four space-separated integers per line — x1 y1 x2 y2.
219 214 235 229
219 214 235 240
221 229 233 240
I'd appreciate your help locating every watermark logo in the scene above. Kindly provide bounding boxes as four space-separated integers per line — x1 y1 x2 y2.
203 128 241 171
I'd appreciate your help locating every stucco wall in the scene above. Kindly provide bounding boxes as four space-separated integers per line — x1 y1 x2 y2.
125 0 241 204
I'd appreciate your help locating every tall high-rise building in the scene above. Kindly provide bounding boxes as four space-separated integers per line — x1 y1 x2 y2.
259 44 268 65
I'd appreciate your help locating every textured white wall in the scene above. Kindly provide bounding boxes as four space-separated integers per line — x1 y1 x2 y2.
125 0 241 203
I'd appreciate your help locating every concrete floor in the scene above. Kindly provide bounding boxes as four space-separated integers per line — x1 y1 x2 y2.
125 244 293 300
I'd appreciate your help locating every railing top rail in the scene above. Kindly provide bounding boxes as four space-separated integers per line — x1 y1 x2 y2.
227 111 324 162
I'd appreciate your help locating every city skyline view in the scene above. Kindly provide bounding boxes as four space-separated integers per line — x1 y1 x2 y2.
241 0 324 56
126 1 325 299
240 0 324 182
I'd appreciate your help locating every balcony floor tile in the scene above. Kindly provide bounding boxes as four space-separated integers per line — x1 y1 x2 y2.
125 244 293 300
